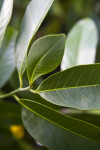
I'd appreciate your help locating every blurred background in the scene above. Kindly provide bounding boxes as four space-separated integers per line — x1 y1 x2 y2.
10 0 100 62
0 0 100 149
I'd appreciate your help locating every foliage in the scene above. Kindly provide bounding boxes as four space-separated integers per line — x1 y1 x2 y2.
0 0 100 150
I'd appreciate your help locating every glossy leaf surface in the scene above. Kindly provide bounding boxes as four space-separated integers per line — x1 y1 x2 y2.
20 99 100 143
22 108 100 150
0 27 17 89
61 18 98 70
36 64 100 110
0 0 13 47
15 0 54 76
27 34 65 85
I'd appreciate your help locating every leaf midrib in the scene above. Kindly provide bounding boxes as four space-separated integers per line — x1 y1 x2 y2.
36 63 100 92
36 84 100 93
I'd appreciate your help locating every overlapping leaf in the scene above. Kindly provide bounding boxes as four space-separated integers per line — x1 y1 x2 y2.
0 27 17 89
22 107 100 150
15 0 54 76
27 34 65 85
61 18 98 70
0 0 13 48
36 64 100 110
9 69 61 111
20 99 100 144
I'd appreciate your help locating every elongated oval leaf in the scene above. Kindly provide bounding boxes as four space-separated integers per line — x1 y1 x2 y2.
20 99 100 144
22 108 100 150
0 0 13 48
0 27 17 89
60 19 99 110
36 64 100 110
27 34 65 85
61 18 98 70
15 0 54 76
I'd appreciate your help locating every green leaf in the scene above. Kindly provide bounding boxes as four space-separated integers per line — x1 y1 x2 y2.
22 108 100 150
0 0 14 48
20 99 100 146
0 27 17 89
60 18 99 111
69 110 100 127
63 108 100 127
36 64 100 110
15 0 54 76
61 18 98 70
27 34 65 85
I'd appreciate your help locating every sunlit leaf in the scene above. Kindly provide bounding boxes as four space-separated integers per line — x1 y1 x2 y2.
15 0 54 76
0 0 14 47
0 27 17 89
61 18 98 70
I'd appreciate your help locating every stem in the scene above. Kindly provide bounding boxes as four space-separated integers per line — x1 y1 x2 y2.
13 94 20 102
0 87 30 99
29 89 35 93
19 75 23 88
13 95 22 106
0 88 20 99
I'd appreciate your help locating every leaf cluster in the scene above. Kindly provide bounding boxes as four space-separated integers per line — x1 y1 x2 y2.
0 0 100 149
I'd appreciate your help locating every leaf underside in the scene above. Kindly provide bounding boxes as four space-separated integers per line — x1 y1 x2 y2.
61 18 98 70
36 64 100 110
